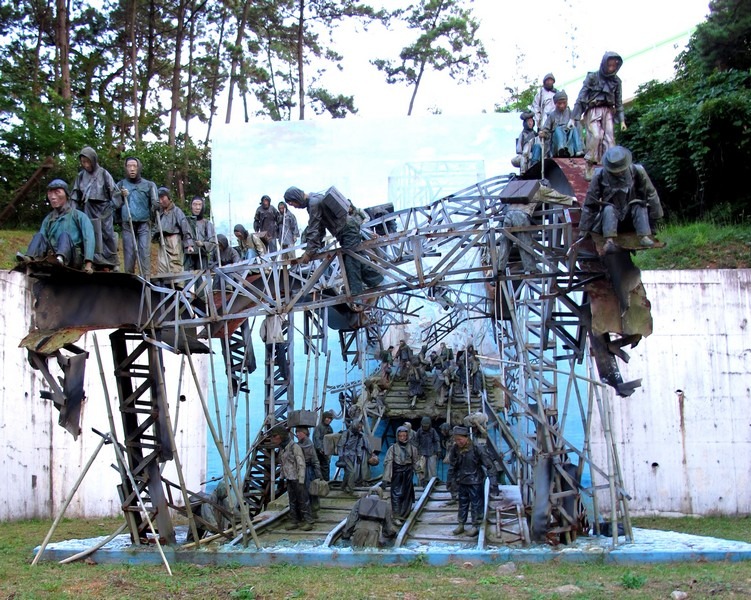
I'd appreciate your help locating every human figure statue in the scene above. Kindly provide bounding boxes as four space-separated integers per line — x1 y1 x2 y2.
184 196 216 269
414 416 441 486
407 357 425 409
233 224 267 261
365 361 392 408
313 411 335 481
341 486 397 548
417 344 431 369
118 156 158 277
456 349 468 391
216 234 241 266
402 421 416 445
571 51 626 180
20 179 95 273
448 425 497 537
379 345 394 367
153 187 194 275
395 340 413 379
532 72 557 130
277 201 299 260
270 427 315 531
439 422 458 504
295 426 323 514
438 342 453 369
254 195 281 253
337 420 377 495
511 111 541 174
539 90 583 158
468 352 483 396
283 186 384 296
383 425 422 523
70 146 121 269
438 361 459 407
498 201 538 273
578 146 663 253
190 480 239 541
348 203 369 226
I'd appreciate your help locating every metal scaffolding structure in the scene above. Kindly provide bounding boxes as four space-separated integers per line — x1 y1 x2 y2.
21 159 648 550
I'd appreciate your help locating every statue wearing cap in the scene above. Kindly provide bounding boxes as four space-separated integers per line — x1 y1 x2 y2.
313 410 335 481
153 187 194 275
511 111 541 174
282 185 383 296
532 73 557 130
20 179 96 273
578 146 663 252
414 416 440 486
539 90 584 159
447 424 498 537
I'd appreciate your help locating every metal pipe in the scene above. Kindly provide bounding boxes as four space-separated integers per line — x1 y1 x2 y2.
31 436 107 566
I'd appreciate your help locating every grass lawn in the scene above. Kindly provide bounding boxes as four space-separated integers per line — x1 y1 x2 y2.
1 517 751 599
633 221 751 270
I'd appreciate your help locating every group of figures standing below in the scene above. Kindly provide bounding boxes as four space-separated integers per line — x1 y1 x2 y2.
367 340 484 410
270 408 498 549
341 420 497 547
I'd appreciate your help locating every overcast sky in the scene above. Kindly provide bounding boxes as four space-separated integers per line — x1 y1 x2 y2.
309 0 711 118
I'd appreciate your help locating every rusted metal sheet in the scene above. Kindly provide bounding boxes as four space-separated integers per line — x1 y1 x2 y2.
20 328 93 353
26 267 143 331
550 158 590 204
587 278 653 338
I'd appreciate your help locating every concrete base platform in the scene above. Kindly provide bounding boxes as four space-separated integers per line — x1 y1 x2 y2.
35 528 751 567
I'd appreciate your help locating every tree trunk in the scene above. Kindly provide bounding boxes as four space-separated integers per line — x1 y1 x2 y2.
264 30 282 121
140 0 158 120
184 0 197 143
31 9 46 98
56 0 72 118
225 0 252 124
168 0 188 147
296 0 305 120
128 0 140 142
407 59 427 116
205 9 228 145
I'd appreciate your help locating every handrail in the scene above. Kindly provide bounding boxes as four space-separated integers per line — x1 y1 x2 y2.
477 477 490 550
394 476 438 548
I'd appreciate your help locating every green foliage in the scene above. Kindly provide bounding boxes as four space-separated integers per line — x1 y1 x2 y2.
620 571 646 589
308 88 358 118
621 0 751 222
495 82 537 114
632 221 751 270
230 586 256 599
691 0 751 74
372 0 487 115
623 70 751 222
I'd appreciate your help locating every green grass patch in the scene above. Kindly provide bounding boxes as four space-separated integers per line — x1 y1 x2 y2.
1 517 751 598
632 514 751 543
0 229 35 270
635 221 751 270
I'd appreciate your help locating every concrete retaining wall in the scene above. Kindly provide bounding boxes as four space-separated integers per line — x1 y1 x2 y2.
591 269 751 516
0 271 208 521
